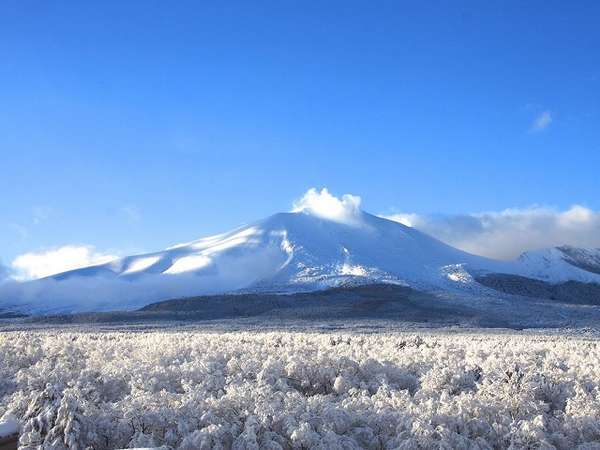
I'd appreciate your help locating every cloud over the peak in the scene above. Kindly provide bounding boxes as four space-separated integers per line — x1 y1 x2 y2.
292 188 362 224
384 205 600 260
11 245 118 281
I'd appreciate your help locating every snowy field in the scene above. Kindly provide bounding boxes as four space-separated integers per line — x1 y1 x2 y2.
2 325 600 449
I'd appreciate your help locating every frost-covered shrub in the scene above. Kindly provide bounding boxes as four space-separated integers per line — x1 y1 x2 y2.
0 328 599 449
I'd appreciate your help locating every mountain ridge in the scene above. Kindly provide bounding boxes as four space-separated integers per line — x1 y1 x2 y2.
2 208 600 314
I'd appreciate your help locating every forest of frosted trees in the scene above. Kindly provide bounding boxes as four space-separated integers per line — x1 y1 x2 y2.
1 328 600 449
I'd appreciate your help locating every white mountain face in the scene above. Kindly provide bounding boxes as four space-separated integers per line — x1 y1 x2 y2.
2 205 600 314
555 245 600 275
516 247 600 283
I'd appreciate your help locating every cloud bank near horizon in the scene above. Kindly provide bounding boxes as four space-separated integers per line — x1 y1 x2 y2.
384 205 600 260
10 245 118 281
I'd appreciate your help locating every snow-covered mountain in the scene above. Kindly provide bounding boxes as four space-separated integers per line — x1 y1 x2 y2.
516 246 600 283
2 206 600 314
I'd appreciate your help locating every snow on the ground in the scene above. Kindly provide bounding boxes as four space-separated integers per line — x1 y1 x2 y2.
1 327 600 449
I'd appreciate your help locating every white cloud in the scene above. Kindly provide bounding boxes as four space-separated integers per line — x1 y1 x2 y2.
292 188 363 225
384 205 600 260
11 245 118 281
531 110 552 131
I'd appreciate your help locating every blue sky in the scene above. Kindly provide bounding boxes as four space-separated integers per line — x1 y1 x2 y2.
2 1 599 269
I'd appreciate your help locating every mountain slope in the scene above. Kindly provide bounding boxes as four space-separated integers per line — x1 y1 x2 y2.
516 246 600 283
556 246 600 275
49 211 513 290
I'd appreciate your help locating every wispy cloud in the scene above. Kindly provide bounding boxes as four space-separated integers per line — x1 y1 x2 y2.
383 205 600 260
6 205 53 241
121 205 142 224
8 223 29 240
32 206 52 225
531 110 552 131
11 245 119 281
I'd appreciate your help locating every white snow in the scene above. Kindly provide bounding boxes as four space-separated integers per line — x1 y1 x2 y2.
189 226 262 252
339 263 369 277
442 264 475 283
163 255 211 275
121 256 161 275
517 247 600 283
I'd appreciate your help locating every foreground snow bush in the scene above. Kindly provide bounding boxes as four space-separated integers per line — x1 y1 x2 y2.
1 328 599 449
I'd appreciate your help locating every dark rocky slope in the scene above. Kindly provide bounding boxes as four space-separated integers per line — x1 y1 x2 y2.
476 274 600 305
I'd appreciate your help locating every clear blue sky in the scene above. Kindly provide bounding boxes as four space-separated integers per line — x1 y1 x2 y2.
2 1 599 262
